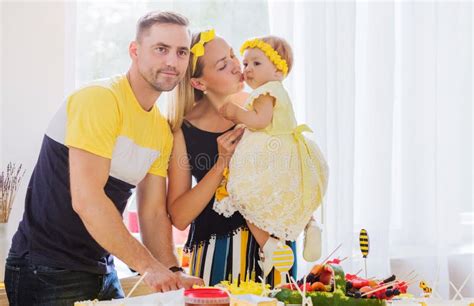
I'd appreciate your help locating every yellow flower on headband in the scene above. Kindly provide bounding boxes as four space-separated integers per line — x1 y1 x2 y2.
190 29 216 74
240 38 289 76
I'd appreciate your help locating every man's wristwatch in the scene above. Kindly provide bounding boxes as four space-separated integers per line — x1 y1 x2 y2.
169 266 184 273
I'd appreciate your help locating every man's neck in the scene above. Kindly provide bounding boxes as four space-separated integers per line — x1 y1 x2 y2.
127 70 161 112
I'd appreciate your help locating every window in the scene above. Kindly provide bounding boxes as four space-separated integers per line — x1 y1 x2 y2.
76 0 269 86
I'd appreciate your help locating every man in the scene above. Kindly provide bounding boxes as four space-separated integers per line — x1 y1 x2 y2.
4 11 203 305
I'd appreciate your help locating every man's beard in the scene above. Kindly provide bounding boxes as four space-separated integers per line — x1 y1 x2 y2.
141 68 181 92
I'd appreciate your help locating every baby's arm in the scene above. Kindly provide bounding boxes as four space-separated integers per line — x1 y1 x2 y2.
220 94 274 130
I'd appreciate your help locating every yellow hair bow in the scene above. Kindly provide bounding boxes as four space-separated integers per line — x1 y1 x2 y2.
190 29 216 74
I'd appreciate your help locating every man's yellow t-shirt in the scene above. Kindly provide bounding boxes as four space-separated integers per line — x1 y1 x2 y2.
50 74 173 184
9 74 173 274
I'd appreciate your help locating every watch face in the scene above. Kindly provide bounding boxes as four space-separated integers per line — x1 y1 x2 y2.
169 266 184 273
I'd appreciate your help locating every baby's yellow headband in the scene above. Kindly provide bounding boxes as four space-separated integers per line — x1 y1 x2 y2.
240 38 289 76
190 29 216 75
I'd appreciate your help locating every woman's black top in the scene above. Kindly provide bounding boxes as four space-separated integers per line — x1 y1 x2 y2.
181 119 247 250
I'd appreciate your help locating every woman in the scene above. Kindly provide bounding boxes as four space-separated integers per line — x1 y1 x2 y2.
166 30 296 286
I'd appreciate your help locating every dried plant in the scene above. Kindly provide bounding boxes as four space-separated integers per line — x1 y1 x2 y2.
0 162 26 223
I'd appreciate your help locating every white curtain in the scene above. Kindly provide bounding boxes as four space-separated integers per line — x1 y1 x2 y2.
268 1 472 296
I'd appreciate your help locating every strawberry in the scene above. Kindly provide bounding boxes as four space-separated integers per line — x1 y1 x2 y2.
299 283 313 292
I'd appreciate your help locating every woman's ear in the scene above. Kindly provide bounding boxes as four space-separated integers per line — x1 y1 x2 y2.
190 78 207 92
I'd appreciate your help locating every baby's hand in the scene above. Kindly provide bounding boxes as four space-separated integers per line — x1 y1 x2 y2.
219 102 242 123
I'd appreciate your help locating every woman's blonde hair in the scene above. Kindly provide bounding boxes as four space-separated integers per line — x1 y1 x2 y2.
168 32 207 132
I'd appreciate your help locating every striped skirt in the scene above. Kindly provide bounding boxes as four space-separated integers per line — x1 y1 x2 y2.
187 228 297 287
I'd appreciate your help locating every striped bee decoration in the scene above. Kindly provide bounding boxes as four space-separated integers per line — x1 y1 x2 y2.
419 280 433 295
359 229 369 258
272 245 295 273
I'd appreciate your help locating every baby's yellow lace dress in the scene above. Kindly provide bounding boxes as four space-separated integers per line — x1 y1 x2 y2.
213 81 329 241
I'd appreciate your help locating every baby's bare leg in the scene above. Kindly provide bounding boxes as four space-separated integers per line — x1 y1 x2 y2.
246 221 281 277
246 221 270 248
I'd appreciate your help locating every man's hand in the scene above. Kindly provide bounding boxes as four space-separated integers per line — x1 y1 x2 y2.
143 261 183 292
175 272 205 289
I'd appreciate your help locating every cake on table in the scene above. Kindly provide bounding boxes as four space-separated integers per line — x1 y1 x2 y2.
75 300 125 306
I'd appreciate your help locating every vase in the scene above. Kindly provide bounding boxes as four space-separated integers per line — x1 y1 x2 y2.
0 222 8 282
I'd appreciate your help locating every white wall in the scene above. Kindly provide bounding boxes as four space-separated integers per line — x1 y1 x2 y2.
1 1 75 246
0 0 3 168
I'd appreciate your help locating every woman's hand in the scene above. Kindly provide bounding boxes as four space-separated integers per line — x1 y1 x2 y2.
216 126 245 167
